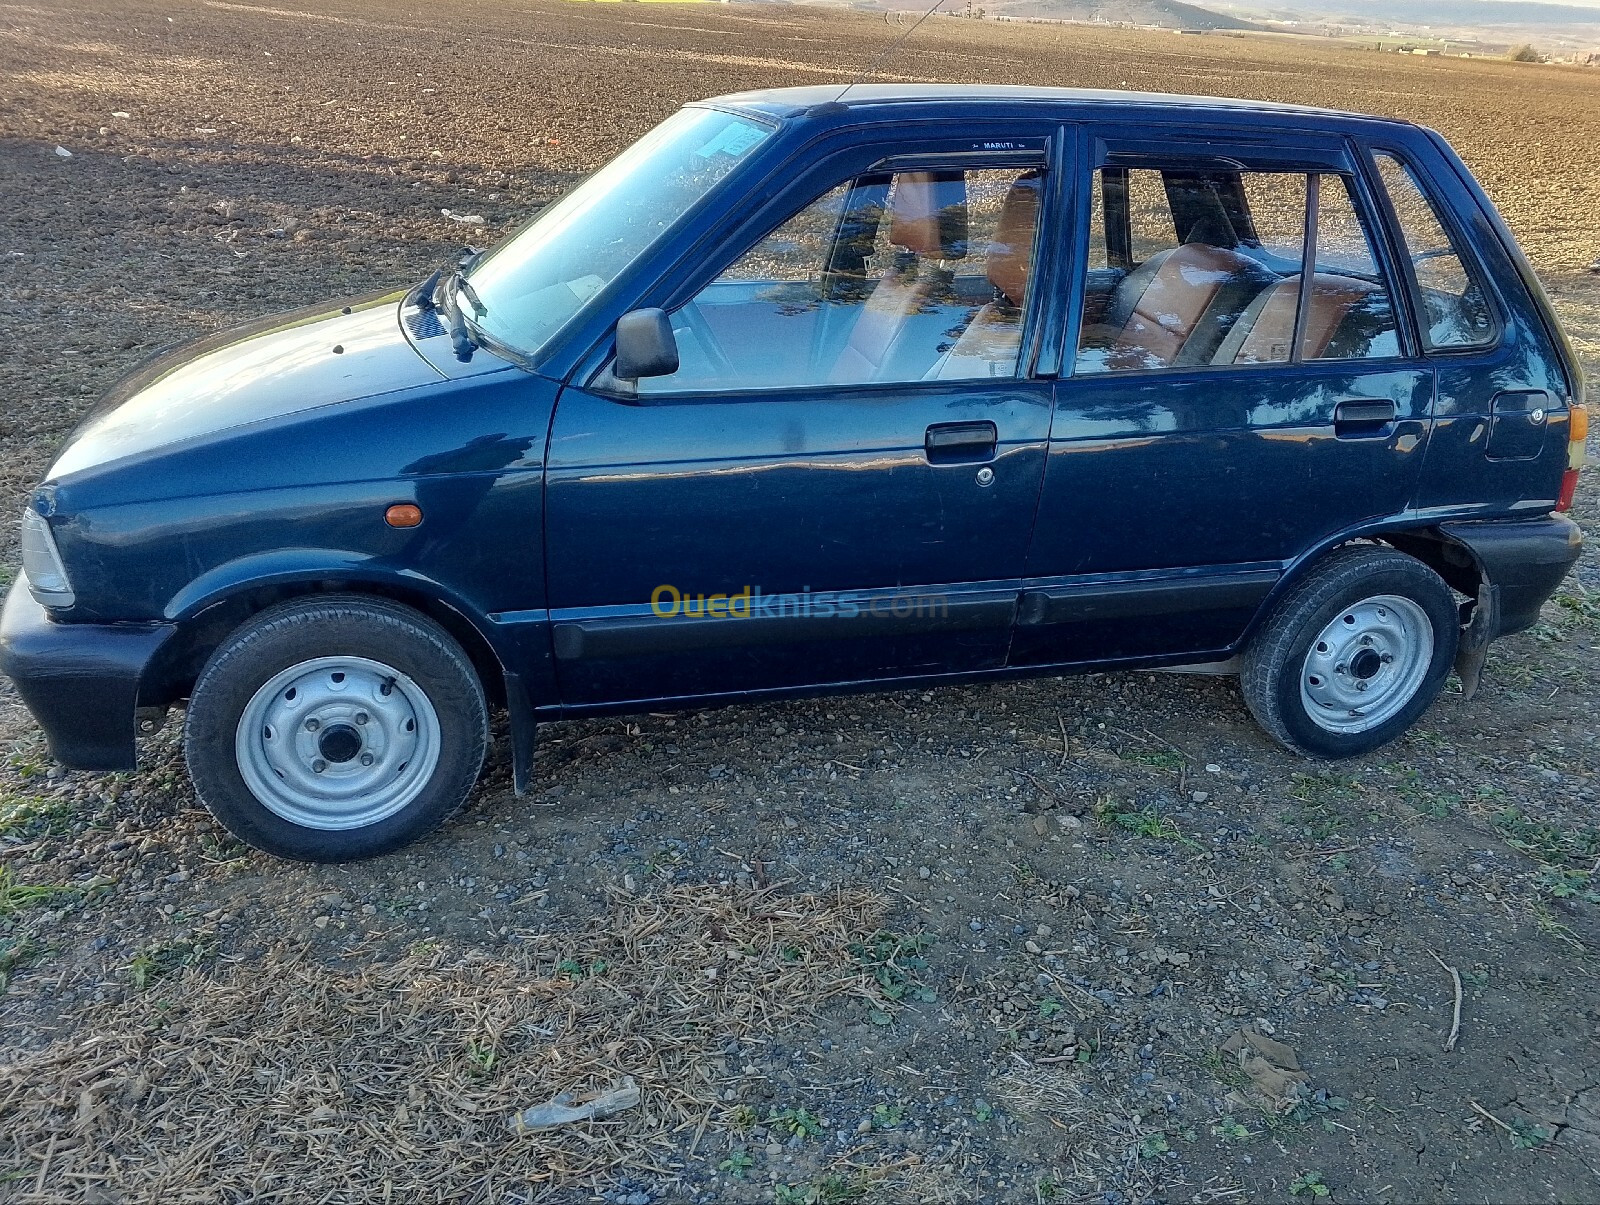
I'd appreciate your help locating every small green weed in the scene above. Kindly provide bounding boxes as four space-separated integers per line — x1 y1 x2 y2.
127 932 218 990
1138 1132 1171 1159
718 1149 755 1178
1094 798 1201 850
848 930 936 1004
1535 866 1600 903
775 1174 864 1205
767 1106 823 1140
870 1102 905 1129
1283 1089 1349 1132
464 1038 496 1075
1510 1118 1554 1149
1289 1171 1331 1198
1495 808 1600 868
0 868 73 916
557 957 608 978
1038 997 1064 1020
1211 1117 1254 1140
1555 590 1600 627
972 1099 995 1123
0 793 78 838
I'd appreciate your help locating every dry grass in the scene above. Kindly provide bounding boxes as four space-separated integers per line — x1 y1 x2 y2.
0 884 892 1203
991 1062 1169 1203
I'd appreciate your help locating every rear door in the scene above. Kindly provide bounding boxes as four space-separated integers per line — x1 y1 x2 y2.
545 129 1064 705
1012 126 1434 668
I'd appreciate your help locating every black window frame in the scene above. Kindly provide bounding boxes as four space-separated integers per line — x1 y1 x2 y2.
1359 143 1504 356
588 141 1058 400
1068 126 1420 377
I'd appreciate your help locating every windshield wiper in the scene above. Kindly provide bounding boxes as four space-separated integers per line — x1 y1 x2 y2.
435 247 486 362
442 270 489 363
415 267 443 312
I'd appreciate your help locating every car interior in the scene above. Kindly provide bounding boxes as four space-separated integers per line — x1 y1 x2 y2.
1075 167 1402 372
641 166 1045 392
635 159 1433 394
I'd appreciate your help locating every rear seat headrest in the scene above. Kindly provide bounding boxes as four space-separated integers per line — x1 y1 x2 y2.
889 171 968 260
1169 177 1240 249
987 172 1042 306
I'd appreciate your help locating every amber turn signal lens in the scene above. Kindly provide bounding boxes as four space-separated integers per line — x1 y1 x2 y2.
385 503 423 528
1568 403 1588 445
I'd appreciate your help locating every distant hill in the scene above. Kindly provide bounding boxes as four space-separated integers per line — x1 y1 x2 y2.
995 0 1265 25
866 0 1266 28
1277 0 1600 25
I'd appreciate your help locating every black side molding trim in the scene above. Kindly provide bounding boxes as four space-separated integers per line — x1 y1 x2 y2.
1017 570 1279 626
553 588 1018 661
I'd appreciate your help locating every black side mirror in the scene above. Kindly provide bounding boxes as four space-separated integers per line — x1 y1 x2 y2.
614 308 679 380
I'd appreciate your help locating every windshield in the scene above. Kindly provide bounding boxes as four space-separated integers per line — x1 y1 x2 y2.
466 106 775 359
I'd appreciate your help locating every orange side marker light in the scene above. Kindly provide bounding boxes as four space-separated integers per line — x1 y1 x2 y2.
385 503 423 529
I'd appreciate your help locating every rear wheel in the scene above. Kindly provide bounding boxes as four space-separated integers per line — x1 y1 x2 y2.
1241 547 1458 758
185 596 488 861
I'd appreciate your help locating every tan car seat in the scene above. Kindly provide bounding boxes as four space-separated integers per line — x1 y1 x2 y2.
928 172 1042 380
830 172 967 383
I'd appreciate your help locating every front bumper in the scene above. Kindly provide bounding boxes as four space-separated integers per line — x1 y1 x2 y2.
0 578 177 770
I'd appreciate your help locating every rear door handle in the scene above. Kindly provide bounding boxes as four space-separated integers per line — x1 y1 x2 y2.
1333 399 1396 437
925 421 997 464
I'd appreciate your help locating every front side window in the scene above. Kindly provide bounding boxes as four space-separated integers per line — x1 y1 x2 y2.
637 165 1044 393
1372 151 1495 349
1075 165 1400 374
467 106 774 359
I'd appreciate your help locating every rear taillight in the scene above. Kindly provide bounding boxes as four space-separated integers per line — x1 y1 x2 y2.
1557 403 1587 513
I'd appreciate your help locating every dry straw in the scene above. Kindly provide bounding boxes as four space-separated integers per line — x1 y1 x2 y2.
1 883 891 1203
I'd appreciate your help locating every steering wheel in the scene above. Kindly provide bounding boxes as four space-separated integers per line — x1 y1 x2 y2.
676 301 739 384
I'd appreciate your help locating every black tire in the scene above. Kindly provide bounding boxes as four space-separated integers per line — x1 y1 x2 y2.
185 595 488 861
1241 546 1458 758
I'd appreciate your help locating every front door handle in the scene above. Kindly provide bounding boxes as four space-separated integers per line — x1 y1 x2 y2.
1333 399 1396 438
925 421 997 464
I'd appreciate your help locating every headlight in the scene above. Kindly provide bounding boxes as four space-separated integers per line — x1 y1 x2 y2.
20 509 75 608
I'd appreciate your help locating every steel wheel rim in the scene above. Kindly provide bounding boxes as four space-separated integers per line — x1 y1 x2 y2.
1300 594 1434 735
235 655 442 830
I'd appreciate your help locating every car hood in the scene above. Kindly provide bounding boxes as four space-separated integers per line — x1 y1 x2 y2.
48 290 505 482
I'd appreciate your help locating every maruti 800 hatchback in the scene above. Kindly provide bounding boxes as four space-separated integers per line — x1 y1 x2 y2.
2 86 1585 861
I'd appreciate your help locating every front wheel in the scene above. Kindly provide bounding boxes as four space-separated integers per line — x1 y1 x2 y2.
1241 546 1459 758
185 596 488 861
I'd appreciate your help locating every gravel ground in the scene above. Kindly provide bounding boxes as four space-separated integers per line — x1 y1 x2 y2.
2 2 1599 1202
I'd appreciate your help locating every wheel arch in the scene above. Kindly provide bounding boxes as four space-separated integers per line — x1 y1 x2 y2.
1241 523 1484 642
1239 521 1488 691
142 563 510 712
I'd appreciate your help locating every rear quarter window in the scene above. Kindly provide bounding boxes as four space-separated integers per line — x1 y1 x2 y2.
1372 151 1496 350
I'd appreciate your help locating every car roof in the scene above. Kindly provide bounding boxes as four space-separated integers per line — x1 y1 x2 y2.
705 83 1413 129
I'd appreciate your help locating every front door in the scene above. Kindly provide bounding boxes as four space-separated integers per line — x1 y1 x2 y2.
1013 129 1434 668
545 147 1059 705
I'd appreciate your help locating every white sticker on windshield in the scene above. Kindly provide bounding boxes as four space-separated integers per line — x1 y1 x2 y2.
694 120 766 161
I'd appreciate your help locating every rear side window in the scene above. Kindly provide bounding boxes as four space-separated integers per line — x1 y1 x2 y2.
1372 151 1495 350
1076 166 1399 374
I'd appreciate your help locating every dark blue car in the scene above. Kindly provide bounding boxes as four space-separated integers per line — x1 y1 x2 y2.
2 86 1586 860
